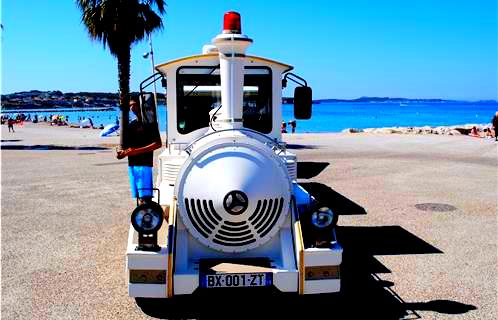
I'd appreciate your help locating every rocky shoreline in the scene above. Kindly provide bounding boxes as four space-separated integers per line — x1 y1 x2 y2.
342 123 494 136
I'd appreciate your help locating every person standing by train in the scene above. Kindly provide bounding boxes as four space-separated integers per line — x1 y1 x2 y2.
116 95 162 204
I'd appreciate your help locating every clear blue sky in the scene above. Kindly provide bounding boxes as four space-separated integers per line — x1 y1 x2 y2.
2 0 497 100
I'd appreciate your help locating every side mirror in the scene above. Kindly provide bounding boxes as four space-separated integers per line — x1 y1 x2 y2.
294 86 312 119
139 92 158 124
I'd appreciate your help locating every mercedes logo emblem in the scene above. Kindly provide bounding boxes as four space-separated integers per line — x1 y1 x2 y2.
223 190 249 215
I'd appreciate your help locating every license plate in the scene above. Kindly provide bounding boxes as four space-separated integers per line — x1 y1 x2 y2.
201 273 272 288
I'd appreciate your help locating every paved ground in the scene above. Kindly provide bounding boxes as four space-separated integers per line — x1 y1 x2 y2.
1 124 496 319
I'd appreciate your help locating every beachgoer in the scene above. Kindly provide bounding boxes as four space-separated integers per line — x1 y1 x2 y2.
281 121 287 133
288 120 296 133
116 96 162 205
483 128 493 139
7 118 15 132
492 112 498 141
469 126 480 138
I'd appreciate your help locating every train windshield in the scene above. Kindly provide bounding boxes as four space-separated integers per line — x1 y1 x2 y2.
176 66 272 134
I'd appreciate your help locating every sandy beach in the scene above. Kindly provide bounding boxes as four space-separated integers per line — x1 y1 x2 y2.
1 122 497 319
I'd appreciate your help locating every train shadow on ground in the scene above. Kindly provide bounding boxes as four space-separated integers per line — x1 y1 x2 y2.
1 139 23 142
296 161 330 179
135 225 475 319
299 181 368 216
0 144 108 151
286 143 318 150
296 161 367 215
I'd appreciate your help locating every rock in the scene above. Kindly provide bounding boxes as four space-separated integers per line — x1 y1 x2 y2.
342 128 363 133
376 128 396 134
389 127 403 134
454 128 470 135
362 124 485 136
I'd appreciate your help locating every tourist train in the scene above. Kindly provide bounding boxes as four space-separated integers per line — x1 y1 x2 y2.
127 11 342 299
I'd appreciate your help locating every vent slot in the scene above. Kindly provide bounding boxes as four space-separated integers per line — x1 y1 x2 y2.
220 224 249 232
214 233 254 242
251 199 267 225
185 198 208 238
213 238 256 246
248 200 262 221
190 199 213 235
208 200 223 221
196 199 215 230
162 163 182 184
286 160 297 180
202 200 220 227
259 198 284 237
224 220 246 226
218 228 252 237
253 199 274 230
212 219 255 246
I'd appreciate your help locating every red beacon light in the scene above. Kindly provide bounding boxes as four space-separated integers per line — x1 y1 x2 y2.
223 11 242 34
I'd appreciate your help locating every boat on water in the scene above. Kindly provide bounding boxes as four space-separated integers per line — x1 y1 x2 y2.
126 11 342 301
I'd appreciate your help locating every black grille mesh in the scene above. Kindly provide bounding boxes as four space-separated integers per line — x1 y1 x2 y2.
184 197 284 247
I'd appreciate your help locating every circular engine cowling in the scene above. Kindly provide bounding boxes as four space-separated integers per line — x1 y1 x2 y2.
175 133 291 253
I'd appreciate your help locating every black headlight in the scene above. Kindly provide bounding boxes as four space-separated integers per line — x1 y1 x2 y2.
131 201 164 234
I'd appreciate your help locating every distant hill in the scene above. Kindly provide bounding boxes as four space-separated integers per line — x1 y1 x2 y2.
2 91 496 110
0 90 166 110
284 96 497 105
1 90 166 101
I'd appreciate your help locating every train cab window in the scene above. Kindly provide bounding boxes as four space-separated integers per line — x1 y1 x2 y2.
242 67 272 134
176 67 221 134
176 66 272 134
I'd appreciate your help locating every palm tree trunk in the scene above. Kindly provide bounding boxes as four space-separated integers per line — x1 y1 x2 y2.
117 44 131 148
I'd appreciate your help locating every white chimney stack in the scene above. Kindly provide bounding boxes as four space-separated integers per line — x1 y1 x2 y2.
212 11 252 130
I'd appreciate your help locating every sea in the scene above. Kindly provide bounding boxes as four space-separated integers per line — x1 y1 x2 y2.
3 102 497 133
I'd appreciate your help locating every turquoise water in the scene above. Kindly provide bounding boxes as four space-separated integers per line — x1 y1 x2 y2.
5 102 497 133
282 102 498 132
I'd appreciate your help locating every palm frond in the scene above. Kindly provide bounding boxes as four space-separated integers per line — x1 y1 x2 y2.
76 0 166 56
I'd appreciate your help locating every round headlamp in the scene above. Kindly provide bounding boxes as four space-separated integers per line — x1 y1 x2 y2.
311 207 336 228
131 202 164 234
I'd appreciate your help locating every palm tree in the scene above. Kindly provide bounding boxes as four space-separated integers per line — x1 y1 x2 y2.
76 0 165 148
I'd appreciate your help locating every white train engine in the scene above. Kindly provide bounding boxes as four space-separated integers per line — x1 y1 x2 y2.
126 11 342 298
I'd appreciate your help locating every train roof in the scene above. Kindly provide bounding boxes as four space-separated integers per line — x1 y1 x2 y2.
155 53 293 73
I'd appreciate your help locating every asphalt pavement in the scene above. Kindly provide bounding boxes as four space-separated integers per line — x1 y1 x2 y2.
1 124 496 319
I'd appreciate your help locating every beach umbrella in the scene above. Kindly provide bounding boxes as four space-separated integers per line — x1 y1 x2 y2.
100 123 120 137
